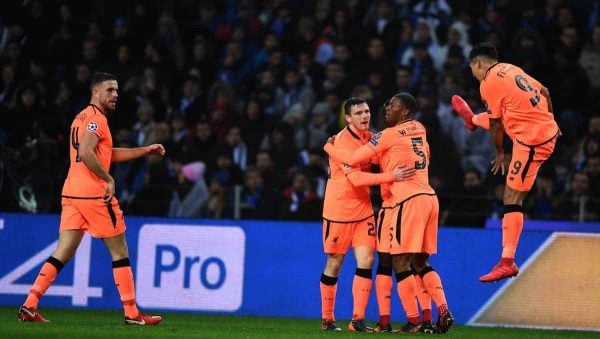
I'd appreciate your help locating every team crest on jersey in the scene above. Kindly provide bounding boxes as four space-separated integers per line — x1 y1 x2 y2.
87 122 98 132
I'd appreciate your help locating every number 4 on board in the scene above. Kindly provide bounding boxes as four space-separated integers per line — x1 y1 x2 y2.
0 235 102 306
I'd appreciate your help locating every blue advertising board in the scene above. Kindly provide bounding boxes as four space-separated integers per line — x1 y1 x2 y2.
0 213 584 326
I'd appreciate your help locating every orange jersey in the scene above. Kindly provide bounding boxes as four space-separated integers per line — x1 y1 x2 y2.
481 63 559 145
61 105 113 198
366 120 435 203
375 153 394 207
323 126 375 222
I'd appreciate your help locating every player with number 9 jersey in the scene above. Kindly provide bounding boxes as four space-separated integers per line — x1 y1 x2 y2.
480 62 558 146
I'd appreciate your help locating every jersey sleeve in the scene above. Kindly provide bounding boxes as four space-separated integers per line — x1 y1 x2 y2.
346 171 394 187
85 114 108 140
481 78 504 120
324 142 377 166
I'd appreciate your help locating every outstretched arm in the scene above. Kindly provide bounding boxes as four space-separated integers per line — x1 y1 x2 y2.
323 139 376 166
112 144 165 163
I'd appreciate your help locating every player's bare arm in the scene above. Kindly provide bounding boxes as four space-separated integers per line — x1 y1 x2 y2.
539 86 553 114
112 144 166 163
78 131 115 202
489 118 505 175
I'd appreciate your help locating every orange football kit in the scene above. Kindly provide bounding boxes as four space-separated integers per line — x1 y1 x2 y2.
59 104 126 238
480 63 559 191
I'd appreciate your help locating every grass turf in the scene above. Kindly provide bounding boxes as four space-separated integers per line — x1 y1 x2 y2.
1 307 599 338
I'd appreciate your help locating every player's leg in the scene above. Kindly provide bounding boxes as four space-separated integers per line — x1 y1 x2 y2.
391 253 421 332
374 208 393 332
321 219 352 331
389 202 422 332
375 252 393 332
19 229 84 322
103 232 161 325
451 95 490 130
415 195 453 333
480 141 552 283
321 252 344 330
96 198 160 325
411 263 433 331
347 218 376 332
412 254 452 334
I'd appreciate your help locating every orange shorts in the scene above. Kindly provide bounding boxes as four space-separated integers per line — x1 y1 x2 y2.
389 194 438 255
507 136 557 191
322 216 376 254
59 197 126 238
376 206 394 253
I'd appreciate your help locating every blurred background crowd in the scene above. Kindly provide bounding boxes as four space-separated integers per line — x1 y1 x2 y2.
0 0 599 225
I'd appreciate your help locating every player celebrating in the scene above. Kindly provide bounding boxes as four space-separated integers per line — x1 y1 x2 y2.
451 42 559 283
319 97 414 332
373 100 434 333
18 72 164 325
324 93 454 334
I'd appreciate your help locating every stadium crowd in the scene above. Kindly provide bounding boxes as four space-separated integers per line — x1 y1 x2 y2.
0 0 599 225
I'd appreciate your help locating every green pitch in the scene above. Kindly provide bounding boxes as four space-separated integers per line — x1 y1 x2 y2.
1 307 598 338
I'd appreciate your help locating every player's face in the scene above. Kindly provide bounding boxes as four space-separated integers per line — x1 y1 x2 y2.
346 102 370 131
95 80 119 112
386 97 406 125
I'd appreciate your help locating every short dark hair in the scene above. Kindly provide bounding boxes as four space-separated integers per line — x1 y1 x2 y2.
468 42 498 63
89 72 117 90
343 97 367 115
393 92 418 113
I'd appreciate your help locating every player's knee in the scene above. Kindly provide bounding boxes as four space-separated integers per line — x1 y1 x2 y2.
52 247 77 263
325 254 344 274
377 252 392 267
357 254 374 268
503 186 527 205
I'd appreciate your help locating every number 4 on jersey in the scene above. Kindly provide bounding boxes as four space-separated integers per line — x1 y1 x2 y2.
0 235 102 306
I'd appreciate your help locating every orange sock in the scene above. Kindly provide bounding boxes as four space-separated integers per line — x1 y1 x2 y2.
352 268 372 320
421 268 448 310
414 272 432 321
320 274 338 321
375 267 393 325
501 206 524 258
112 258 139 318
395 271 420 321
472 114 490 130
24 257 64 309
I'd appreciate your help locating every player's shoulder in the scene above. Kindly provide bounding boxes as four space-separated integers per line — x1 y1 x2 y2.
337 127 369 144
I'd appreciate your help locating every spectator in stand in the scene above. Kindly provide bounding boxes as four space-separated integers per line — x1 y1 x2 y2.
555 171 599 221
239 166 280 220
254 150 285 194
441 169 489 227
525 169 560 220
127 161 173 217
579 25 600 98
168 160 210 219
279 170 322 221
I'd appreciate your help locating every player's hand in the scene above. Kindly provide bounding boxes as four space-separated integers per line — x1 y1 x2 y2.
393 165 416 181
490 153 505 175
146 144 165 156
103 177 115 203
326 136 335 145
